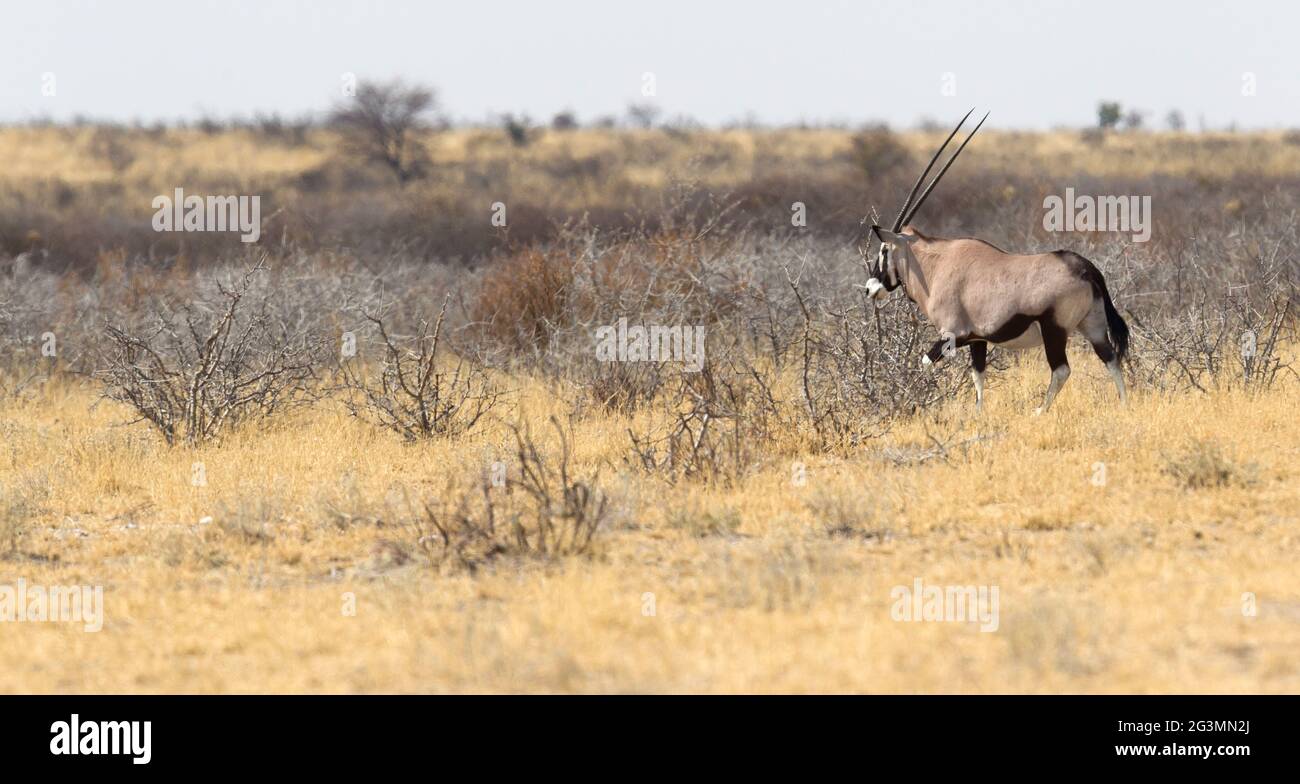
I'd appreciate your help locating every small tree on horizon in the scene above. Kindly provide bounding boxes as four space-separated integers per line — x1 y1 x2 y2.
626 103 662 129
1097 101 1122 130
330 79 436 184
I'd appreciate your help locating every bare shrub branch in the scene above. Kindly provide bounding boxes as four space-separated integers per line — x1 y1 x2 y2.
410 417 607 572
339 295 502 440
96 258 325 446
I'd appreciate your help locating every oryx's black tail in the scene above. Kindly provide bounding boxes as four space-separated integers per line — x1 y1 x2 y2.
1063 250 1129 361
1101 285 1129 361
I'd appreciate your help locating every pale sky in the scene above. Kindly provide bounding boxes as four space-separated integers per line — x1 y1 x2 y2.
3 0 1297 129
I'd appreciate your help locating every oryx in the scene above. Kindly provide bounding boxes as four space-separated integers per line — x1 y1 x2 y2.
863 109 1129 413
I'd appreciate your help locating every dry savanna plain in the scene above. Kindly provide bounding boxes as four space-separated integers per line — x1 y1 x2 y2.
0 123 1297 692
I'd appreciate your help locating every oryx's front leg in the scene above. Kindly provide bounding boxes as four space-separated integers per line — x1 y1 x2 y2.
921 339 946 369
969 341 987 412
921 332 962 370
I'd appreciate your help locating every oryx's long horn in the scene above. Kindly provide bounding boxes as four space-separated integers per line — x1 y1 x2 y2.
900 111 989 228
891 107 974 232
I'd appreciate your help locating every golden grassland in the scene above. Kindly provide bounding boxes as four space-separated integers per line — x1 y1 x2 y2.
6 126 1300 190
3 348 1298 693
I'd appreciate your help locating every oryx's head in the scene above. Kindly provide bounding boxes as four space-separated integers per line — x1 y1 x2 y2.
864 225 917 300
863 108 988 300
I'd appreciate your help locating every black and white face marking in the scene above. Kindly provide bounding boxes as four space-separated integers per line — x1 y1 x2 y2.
864 229 903 300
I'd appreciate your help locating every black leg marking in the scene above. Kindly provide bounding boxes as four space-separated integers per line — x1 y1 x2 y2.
1038 320 1071 412
1042 322 1069 370
1089 339 1116 364
925 334 972 366
969 341 987 411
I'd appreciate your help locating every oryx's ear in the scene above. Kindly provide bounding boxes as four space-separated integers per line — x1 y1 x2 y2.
873 228 907 251
875 228 917 247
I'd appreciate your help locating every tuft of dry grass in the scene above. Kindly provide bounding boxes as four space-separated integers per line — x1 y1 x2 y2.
0 471 49 556
1162 439 1257 490
472 246 575 352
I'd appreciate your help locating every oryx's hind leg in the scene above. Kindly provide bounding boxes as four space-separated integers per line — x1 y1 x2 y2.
1036 322 1070 414
969 341 987 412
1080 305 1126 403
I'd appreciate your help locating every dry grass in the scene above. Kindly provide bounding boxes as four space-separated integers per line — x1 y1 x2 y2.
8 126 1300 187
2 350 1298 693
